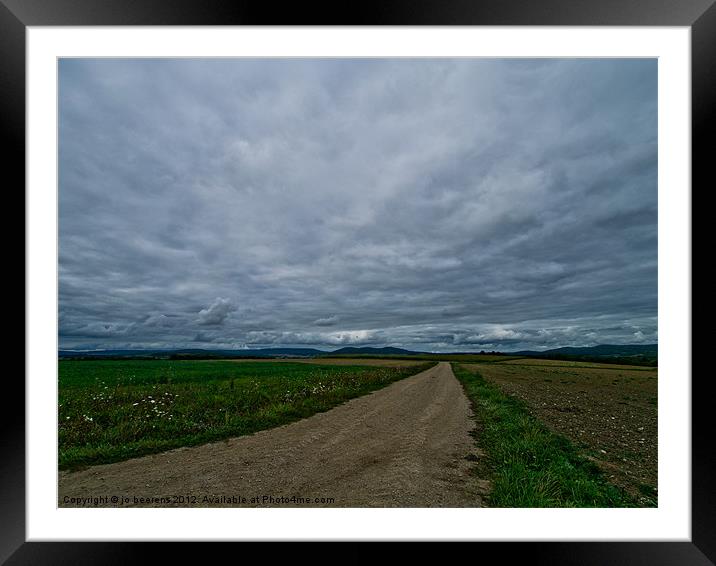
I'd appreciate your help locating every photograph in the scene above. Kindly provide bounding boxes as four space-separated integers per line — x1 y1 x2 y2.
56 57 659 509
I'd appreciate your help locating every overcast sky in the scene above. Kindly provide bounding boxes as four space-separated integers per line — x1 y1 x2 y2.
59 58 657 352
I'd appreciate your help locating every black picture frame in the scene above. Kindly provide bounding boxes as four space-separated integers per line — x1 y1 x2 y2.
7 0 708 562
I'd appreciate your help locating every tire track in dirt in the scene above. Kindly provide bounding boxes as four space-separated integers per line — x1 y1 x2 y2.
59 362 486 507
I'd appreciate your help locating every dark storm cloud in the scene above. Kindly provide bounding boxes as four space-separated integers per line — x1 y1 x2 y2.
59 58 657 352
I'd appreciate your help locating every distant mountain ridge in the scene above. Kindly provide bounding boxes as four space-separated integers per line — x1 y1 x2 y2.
58 347 327 359
59 343 657 360
58 346 422 359
512 344 657 357
329 346 420 355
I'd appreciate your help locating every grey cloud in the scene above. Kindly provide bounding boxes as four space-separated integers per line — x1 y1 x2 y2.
197 298 236 326
314 315 339 327
193 331 220 343
59 58 657 352
60 321 137 338
143 314 178 328
244 329 379 346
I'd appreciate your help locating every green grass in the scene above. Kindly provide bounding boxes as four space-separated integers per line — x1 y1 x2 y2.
59 359 434 470
451 363 635 507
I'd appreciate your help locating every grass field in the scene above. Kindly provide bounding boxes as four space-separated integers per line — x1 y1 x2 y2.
470 358 657 506
224 358 428 367
453 363 640 507
59 359 434 470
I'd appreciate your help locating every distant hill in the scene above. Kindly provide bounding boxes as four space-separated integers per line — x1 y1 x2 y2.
59 347 327 359
59 349 166 358
511 344 657 367
58 346 424 360
513 344 657 357
58 343 657 365
328 346 422 356
229 348 326 357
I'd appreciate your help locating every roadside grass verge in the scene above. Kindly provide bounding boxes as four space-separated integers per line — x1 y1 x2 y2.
452 363 635 507
59 360 435 470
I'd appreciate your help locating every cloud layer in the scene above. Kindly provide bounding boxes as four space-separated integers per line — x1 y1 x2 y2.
59 58 657 352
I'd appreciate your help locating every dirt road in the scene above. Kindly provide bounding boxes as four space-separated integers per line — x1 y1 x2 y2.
59 362 486 507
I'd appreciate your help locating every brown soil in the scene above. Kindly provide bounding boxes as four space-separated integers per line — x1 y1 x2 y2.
467 360 657 505
497 358 656 371
59 362 486 508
